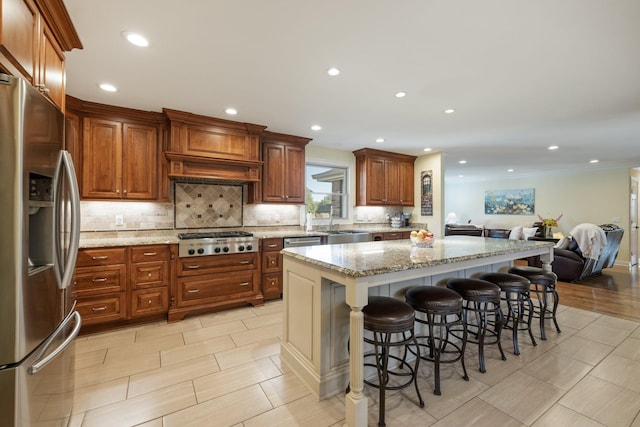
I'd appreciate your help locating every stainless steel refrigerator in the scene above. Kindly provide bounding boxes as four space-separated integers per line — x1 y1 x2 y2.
0 74 82 426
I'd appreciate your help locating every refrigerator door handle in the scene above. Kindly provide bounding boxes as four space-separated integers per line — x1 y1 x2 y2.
54 150 81 290
29 310 82 375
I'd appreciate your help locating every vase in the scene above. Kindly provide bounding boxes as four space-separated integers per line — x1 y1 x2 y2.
545 226 553 238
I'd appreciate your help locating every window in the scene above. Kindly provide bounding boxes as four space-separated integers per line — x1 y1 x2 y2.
306 164 348 219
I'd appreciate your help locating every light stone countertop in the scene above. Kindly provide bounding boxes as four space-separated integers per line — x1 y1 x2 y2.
281 236 554 277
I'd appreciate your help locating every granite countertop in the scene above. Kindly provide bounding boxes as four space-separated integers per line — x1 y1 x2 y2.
78 225 417 248
281 236 554 278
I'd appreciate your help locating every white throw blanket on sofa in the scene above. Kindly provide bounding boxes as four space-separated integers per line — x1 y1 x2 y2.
569 223 607 260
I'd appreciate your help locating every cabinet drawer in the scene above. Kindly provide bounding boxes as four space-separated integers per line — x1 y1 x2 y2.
177 253 258 276
76 248 126 267
130 261 168 289
262 272 282 296
73 265 126 296
130 245 169 262
383 232 404 240
76 293 126 324
262 238 283 252
131 287 169 317
177 271 257 307
262 252 282 274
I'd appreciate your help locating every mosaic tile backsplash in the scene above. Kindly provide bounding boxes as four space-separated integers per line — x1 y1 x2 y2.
174 183 243 229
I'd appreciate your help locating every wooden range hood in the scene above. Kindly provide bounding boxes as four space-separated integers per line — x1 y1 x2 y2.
163 108 265 183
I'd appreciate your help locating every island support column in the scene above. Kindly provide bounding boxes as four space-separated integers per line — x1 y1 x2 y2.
345 306 367 427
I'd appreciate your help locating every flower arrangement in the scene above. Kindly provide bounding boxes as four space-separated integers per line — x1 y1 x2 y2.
537 213 563 227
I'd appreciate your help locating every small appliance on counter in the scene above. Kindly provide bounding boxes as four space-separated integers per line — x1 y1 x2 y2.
403 213 412 227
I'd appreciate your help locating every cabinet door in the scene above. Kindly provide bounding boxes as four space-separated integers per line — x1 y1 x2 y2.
0 0 39 82
81 118 122 199
261 142 286 202
38 23 65 110
131 288 168 317
397 160 414 206
122 123 158 199
366 157 387 205
284 144 305 203
384 159 399 205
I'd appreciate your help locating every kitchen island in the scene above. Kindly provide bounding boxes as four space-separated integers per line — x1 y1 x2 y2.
280 236 554 427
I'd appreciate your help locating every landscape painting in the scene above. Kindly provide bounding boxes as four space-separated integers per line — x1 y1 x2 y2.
484 188 535 215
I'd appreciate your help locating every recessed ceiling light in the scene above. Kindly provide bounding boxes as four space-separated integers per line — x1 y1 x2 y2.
458 160 467 164
327 67 340 76
99 83 117 92
375 138 385 143
458 175 464 178
590 159 599 163
444 108 455 114
395 91 406 98
225 107 238 115
423 148 432 152
121 31 149 47
507 169 514 172
548 145 559 150
311 125 322 131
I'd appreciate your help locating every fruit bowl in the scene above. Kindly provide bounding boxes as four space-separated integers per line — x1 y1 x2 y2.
410 235 434 248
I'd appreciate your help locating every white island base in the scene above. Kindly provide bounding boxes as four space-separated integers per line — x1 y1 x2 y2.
280 237 553 427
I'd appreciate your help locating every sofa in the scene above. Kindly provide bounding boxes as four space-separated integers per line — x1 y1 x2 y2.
529 224 624 282
444 224 484 236
485 222 544 240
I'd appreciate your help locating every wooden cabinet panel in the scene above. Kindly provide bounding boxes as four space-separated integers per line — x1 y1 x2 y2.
75 247 126 267
262 252 282 274
130 245 169 262
76 293 127 325
0 0 39 81
130 261 168 289
383 231 404 240
122 123 157 199
131 287 168 318
354 148 416 207
177 253 258 276
81 118 122 198
176 271 258 308
39 23 64 109
73 265 126 296
261 237 283 300
262 272 281 296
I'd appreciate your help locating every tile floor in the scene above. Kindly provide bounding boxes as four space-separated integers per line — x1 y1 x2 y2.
66 300 640 427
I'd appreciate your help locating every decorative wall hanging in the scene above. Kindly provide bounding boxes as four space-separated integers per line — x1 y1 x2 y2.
484 188 535 215
421 170 433 216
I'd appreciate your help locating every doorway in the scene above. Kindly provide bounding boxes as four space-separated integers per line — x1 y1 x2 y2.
630 175 638 269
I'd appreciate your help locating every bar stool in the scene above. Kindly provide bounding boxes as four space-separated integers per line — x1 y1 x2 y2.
446 278 506 373
508 266 561 340
478 272 537 355
405 286 468 396
347 296 424 427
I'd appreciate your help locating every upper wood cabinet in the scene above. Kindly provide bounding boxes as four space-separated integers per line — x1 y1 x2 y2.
67 96 168 201
251 131 311 204
354 148 417 206
0 0 82 110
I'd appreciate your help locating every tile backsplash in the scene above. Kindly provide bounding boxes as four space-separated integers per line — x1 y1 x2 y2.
174 183 243 229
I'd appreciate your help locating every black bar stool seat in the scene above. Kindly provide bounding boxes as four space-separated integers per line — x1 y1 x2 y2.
406 286 468 396
348 296 424 427
447 278 506 373
479 272 537 355
508 266 561 340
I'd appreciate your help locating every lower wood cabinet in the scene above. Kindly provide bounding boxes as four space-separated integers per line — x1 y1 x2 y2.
261 238 283 300
129 245 170 318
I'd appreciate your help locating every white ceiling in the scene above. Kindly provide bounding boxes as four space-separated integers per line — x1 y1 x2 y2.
62 0 640 182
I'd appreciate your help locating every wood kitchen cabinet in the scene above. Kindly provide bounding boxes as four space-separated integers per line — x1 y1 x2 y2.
169 252 262 322
66 97 169 201
0 0 82 111
129 245 170 318
261 237 283 300
73 247 128 326
354 148 417 206
250 131 311 204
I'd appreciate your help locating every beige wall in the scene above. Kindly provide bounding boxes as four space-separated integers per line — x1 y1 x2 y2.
445 168 632 264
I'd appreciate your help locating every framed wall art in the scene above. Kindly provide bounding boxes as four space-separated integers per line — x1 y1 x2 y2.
484 188 534 215
421 170 433 216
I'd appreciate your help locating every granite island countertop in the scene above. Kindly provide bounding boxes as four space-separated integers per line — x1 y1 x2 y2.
281 236 554 278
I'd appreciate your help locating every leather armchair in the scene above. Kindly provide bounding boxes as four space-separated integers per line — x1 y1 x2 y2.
529 224 624 282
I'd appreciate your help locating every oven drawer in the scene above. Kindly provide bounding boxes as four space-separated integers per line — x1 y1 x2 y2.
76 247 126 267
177 253 258 276
176 271 258 307
76 293 127 325
131 287 169 317
130 260 169 289
73 265 126 296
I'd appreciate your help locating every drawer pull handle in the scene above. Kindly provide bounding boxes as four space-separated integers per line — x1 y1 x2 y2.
187 288 200 293
268 244 278 248
91 306 107 312
148 273 152 277
239 282 250 286
148 299 152 305
239 260 250 264
143 252 157 256
92 278 107 283
187 265 200 269
92 256 108 260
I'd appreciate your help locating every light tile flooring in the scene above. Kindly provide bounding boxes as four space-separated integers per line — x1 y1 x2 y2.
66 300 640 427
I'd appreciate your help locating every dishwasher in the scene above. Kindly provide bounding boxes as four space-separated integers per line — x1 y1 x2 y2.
283 236 324 248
